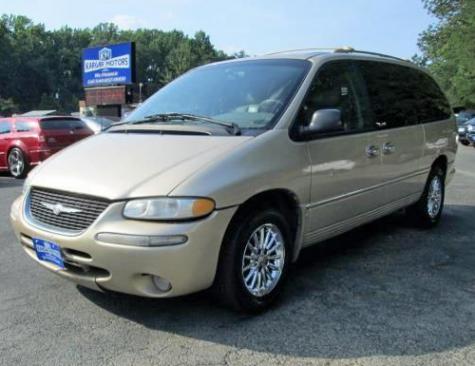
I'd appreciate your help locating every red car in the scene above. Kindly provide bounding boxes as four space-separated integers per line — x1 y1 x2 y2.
0 116 93 178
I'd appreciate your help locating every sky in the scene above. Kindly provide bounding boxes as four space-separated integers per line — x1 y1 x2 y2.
1 0 435 58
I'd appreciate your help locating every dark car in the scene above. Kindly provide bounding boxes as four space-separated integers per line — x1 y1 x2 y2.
0 116 93 178
458 117 475 147
456 110 475 125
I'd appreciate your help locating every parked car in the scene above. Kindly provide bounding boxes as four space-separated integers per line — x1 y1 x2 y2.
458 118 475 146
81 116 113 134
10 49 457 312
455 110 475 126
0 116 93 178
456 112 474 144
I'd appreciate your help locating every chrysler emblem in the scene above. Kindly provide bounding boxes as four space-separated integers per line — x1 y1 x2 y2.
40 202 83 216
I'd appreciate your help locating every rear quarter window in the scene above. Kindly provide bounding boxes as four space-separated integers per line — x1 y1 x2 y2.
15 121 37 132
40 119 87 130
411 70 452 123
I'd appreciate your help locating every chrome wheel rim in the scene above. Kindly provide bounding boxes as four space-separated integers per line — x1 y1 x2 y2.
8 150 24 177
241 223 285 297
427 175 442 219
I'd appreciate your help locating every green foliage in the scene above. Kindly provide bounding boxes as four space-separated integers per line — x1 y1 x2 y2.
417 0 475 107
0 15 237 114
0 97 17 115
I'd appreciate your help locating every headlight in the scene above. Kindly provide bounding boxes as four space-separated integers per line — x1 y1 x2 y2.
123 197 215 220
468 124 474 132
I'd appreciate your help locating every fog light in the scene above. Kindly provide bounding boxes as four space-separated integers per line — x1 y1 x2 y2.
95 233 187 247
152 276 172 292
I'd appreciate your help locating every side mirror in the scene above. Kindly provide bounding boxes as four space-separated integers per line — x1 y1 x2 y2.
299 109 344 137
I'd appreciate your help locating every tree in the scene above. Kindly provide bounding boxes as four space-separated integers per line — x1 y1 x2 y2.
417 0 475 107
0 97 17 116
0 15 233 114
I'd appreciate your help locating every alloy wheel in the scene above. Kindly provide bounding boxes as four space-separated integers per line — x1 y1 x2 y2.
8 150 24 177
427 175 442 219
241 223 285 297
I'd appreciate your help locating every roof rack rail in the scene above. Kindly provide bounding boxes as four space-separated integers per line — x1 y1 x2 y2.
333 47 408 62
264 47 410 62
264 47 338 56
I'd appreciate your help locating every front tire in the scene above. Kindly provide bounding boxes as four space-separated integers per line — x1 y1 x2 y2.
407 165 445 228
214 207 292 313
8 148 28 179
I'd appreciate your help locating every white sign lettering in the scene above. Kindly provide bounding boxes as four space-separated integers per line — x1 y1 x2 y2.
84 54 130 73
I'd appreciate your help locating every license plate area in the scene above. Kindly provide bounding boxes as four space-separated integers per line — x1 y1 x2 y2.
33 238 65 269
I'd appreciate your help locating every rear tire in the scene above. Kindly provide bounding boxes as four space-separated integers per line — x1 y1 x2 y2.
407 165 445 228
8 148 28 179
213 207 292 313
460 140 470 146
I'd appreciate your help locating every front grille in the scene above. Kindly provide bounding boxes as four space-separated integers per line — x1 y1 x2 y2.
28 188 110 232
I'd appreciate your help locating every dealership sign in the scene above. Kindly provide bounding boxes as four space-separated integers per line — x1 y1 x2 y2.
82 42 135 87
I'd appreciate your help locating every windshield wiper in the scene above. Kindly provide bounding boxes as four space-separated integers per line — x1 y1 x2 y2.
131 113 241 135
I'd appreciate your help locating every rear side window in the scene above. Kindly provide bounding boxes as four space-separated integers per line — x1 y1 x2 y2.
0 120 11 134
40 119 87 130
411 70 452 123
357 61 419 128
15 121 36 132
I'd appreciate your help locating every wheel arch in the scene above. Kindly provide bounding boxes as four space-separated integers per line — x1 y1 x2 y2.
222 188 304 262
7 144 29 163
432 154 448 176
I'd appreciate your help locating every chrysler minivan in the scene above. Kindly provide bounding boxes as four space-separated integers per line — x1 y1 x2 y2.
10 48 457 312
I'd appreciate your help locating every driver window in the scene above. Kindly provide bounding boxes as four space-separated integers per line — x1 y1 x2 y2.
297 61 364 133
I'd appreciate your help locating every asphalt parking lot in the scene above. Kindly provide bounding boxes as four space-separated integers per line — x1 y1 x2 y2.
1 146 475 366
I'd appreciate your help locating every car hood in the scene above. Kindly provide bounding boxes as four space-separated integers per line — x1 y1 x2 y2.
28 133 253 200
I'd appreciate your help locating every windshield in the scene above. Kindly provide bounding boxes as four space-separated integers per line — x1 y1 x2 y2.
126 59 310 130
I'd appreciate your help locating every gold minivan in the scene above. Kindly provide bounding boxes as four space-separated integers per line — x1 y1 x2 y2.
10 48 457 312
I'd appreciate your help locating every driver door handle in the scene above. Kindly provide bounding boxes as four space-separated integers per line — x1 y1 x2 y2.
382 142 396 155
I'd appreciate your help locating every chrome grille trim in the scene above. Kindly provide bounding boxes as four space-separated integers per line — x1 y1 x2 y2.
26 188 110 234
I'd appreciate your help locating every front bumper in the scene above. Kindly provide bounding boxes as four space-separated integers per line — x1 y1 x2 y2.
10 195 237 297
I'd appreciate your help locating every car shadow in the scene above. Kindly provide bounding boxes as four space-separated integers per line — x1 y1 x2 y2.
79 204 475 359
